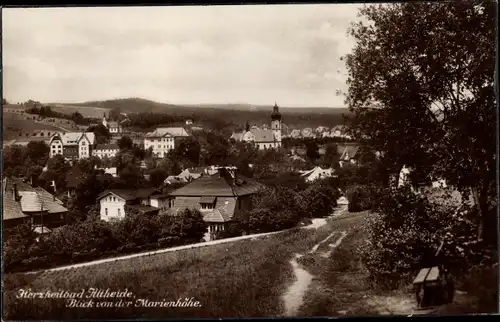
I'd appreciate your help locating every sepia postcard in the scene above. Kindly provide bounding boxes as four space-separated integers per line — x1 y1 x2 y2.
1 3 498 320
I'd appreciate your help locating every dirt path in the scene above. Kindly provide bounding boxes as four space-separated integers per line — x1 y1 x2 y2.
282 228 349 316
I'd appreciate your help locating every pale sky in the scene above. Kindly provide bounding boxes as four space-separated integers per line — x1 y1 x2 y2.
2 5 364 107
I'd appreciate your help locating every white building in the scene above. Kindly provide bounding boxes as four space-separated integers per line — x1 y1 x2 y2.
299 166 336 183
144 127 190 158
93 144 120 159
49 132 95 160
102 115 122 134
97 188 169 221
230 103 282 150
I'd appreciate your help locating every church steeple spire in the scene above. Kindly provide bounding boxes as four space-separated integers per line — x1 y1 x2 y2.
271 102 281 121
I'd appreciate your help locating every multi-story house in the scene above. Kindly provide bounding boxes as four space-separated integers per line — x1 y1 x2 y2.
96 188 172 221
167 166 263 240
144 127 190 158
230 103 282 150
93 143 120 159
49 132 96 160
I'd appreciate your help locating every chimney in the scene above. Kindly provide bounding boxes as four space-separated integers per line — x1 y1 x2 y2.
13 183 19 201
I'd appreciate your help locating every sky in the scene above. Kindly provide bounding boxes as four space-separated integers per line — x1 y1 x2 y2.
2 4 364 108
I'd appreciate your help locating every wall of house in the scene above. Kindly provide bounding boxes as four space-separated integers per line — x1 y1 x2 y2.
78 138 90 159
29 212 67 229
50 139 63 158
150 197 172 211
256 142 279 150
100 195 126 221
63 145 79 160
144 137 175 158
94 149 119 159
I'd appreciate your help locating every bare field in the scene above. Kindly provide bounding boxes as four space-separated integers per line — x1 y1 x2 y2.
51 104 110 118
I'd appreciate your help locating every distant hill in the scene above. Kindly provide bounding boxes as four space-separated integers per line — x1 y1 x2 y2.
50 98 351 129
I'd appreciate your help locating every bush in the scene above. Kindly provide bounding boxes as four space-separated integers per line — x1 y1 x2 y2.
346 184 372 212
359 185 497 290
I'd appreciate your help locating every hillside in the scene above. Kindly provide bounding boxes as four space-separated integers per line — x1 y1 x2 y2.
52 98 351 128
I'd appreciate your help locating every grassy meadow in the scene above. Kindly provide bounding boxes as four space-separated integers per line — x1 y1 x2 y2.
3 215 353 320
50 104 110 119
3 112 64 141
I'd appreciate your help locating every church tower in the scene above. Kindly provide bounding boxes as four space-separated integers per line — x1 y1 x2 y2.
271 102 282 147
102 112 108 128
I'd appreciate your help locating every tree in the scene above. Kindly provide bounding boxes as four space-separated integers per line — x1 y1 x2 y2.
117 136 134 151
321 143 340 168
44 155 70 192
25 141 50 166
3 98 8 105
344 2 496 242
86 124 111 145
149 168 168 187
305 140 320 163
170 208 208 243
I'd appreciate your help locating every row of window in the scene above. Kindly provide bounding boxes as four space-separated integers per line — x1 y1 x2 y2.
104 208 121 217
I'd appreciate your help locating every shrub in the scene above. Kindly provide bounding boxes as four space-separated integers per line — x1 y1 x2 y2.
346 184 372 212
359 185 497 290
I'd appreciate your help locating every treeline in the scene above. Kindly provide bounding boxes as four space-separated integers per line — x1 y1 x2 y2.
4 209 207 273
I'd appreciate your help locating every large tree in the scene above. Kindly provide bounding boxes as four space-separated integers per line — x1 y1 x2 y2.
344 2 496 242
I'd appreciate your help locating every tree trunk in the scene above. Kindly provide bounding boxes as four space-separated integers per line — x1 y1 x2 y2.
471 185 493 243
471 187 484 241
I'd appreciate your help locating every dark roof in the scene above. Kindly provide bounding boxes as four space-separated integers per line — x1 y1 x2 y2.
3 177 67 220
125 204 159 214
169 172 263 197
97 188 159 201
95 143 119 150
199 196 216 204
169 196 236 223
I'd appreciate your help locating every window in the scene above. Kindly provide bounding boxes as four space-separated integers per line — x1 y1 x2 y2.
105 208 108 216
82 141 86 146
201 203 214 210
117 208 121 217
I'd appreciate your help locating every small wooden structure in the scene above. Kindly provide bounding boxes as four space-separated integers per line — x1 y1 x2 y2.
412 241 455 310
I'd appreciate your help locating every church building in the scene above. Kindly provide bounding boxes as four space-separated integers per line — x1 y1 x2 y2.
230 103 282 150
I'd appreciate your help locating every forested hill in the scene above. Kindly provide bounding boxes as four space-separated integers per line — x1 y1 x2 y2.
55 98 351 129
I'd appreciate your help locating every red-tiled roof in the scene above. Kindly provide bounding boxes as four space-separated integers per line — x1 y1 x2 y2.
169 172 262 197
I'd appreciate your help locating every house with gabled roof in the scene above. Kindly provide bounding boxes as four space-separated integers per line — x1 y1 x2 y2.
3 177 68 233
167 166 264 240
49 132 96 160
96 187 172 221
230 103 283 150
144 127 190 158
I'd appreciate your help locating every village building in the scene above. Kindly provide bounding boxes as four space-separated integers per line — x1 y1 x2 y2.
230 103 282 150
3 177 68 233
93 143 120 159
289 129 302 139
49 132 96 160
167 167 263 240
96 188 171 221
102 115 123 134
337 144 361 167
144 127 190 158
299 166 336 183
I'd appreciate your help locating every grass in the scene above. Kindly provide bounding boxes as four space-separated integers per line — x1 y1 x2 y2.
296 211 385 317
51 104 110 119
3 219 344 320
3 113 63 141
